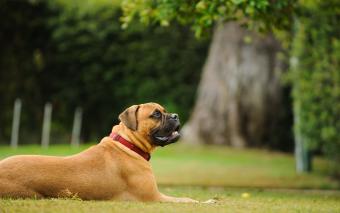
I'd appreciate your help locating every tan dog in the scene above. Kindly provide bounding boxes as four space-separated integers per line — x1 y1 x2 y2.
0 103 197 202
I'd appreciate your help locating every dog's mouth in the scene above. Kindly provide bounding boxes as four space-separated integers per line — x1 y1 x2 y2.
154 125 180 141
151 124 180 146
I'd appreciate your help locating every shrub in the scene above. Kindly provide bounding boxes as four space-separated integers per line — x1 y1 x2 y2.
290 0 340 175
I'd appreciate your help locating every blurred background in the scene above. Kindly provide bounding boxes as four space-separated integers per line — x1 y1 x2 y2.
0 0 339 188
0 0 209 143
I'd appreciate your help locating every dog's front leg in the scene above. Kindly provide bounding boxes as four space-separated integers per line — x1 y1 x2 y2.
159 193 198 203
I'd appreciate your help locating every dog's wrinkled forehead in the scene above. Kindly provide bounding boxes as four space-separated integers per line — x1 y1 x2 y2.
119 103 166 131
139 102 166 116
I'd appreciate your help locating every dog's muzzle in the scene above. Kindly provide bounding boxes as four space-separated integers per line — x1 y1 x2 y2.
151 113 181 147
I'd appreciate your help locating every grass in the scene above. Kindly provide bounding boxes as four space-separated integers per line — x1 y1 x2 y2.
1 187 340 213
0 143 338 189
0 142 339 212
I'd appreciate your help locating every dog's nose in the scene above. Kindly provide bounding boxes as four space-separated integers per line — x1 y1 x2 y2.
170 113 179 120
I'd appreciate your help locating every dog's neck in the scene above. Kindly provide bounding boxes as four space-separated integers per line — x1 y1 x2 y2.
111 124 155 154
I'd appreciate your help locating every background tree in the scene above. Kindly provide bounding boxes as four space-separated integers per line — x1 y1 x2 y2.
121 0 295 149
121 0 340 176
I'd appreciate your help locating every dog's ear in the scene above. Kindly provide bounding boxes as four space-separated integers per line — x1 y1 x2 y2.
119 105 140 131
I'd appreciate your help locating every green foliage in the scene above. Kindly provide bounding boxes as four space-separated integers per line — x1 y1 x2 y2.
290 0 340 175
0 0 209 142
121 0 295 37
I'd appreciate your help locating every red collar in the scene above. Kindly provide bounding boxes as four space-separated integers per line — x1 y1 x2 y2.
109 132 151 161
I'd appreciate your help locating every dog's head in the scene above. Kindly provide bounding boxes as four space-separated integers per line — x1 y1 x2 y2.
119 103 180 147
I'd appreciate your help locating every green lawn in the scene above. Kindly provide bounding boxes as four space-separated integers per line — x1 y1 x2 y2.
1 187 340 213
0 142 339 212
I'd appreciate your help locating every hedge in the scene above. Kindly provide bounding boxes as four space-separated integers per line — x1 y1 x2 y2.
290 0 340 175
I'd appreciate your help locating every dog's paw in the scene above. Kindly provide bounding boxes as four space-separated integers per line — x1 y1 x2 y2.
201 199 218 204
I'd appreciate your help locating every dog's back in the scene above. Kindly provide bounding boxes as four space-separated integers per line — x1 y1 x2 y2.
0 144 120 199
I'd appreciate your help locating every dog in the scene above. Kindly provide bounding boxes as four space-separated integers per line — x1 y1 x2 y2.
0 103 197 202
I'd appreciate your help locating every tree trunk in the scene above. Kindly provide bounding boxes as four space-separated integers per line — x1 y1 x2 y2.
182 22 288 147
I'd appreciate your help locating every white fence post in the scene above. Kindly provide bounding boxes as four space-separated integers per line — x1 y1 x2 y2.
10 98 22 148
71 107 82 147
41 103 52 148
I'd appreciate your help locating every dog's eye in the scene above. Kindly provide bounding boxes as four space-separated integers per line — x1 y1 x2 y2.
152 110 161 118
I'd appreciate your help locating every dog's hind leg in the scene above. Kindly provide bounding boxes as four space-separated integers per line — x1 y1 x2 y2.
0 179 42 199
